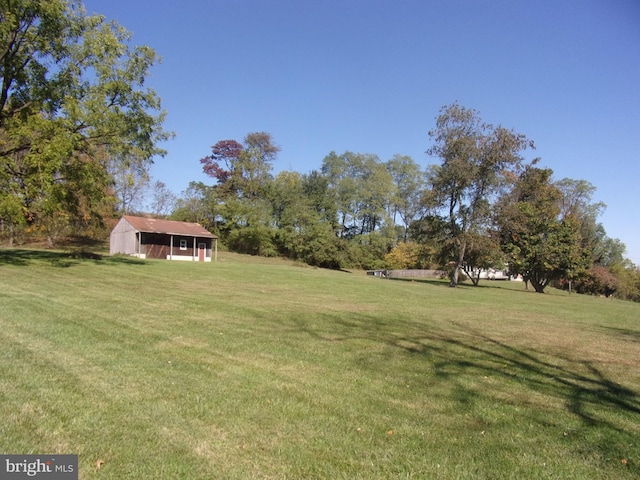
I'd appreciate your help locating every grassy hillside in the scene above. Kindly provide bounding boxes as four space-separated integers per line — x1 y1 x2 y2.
0 248 638 479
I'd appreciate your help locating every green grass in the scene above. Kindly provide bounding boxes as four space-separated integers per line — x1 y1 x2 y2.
0 248 639 479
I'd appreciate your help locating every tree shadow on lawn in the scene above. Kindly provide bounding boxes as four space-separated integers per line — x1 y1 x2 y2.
599 326 640 343
294 312 640 471
389 276 529 292
435 323 640 423
0 248 147 268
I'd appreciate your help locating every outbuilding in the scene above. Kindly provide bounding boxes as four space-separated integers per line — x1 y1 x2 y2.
110 215 218 262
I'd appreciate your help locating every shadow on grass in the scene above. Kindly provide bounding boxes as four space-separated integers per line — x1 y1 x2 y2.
294 312 640 472
386 277 568 297
599 326 640 343
387 276 526 292
0 248 147 268
436 322 640 422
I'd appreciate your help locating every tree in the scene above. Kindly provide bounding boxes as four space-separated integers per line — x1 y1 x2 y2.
595 236 626 268
321 151 360 238
552 179 629 296
610 262 640 302
0 0 170 242
496 166 585 293
200 139 243 192
148 180 176 218
426 103 532 286
241 132 280 198
555 178 606 262
386 154 425 240
302 170 338 228
201 133 279 199
459 231 504 286
270 171 310 257
269 170 342 263
384 241 436 269
171 182 218 230
555 178 605 223
109 154 150 215
200 132 280 255
575 265 619 297
321 151 394 238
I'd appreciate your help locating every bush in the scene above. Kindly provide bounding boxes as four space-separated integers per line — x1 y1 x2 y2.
227 225 278 257
574 266 619 297
385 242 437 269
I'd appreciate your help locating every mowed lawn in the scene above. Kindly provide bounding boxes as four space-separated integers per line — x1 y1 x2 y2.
0 249 638 479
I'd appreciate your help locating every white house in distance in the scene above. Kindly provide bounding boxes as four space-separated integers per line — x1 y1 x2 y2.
110 215 218 262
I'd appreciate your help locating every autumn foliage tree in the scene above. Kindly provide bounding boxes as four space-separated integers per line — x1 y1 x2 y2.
200 139 243 188
384 241 436 270
576 266 619 297
201 133 279 198
200 132 280 255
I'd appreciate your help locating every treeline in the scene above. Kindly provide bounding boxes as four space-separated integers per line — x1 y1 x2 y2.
1 3 638 300
167 105 640 300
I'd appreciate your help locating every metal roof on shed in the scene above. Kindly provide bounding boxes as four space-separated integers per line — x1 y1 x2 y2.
122 216 216 238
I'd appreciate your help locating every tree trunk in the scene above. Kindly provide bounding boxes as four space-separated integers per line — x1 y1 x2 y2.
449 242 466 287
449 265 460 287
7 222 14 247
529 274 548 293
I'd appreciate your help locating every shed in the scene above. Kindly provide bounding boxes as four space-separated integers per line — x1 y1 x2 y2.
110 216 218 262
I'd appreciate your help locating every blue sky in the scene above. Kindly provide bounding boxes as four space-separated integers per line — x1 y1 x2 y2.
83 0 640 263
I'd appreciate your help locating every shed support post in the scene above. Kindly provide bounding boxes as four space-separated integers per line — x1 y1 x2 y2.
193 237 196 261
170 235 173 260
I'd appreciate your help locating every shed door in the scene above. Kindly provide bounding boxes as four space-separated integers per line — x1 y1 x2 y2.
198 243 206 262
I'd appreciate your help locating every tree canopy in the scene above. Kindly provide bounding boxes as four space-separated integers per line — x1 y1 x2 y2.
425 103 533 286
495 166 587 293
0 0 170 243
180 103 638 299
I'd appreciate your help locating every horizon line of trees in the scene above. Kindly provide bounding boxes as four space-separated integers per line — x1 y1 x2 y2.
1 3 638 301
163 104 639 301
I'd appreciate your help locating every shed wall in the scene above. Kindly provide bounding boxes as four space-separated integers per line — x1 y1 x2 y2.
141 234 212 260
109 218 137 255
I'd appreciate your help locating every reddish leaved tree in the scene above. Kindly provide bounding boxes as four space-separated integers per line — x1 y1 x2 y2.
200 139 244 184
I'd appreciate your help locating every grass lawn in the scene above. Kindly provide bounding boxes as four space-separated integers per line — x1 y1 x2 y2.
0 248 638 479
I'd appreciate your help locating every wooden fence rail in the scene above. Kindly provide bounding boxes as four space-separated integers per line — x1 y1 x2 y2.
367 269 447 279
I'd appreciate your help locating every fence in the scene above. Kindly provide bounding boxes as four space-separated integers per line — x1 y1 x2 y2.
367 269 447 279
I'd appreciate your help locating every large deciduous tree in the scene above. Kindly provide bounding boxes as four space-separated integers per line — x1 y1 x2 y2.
426 103 532 286
201 132 279 199
496 166 584 293
171 181 218 231
200 132 280 255
0 0 170 244
321 151 394 239
109 154 150 215
386 154 425 241
553 177 632 296
148 180 176 218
